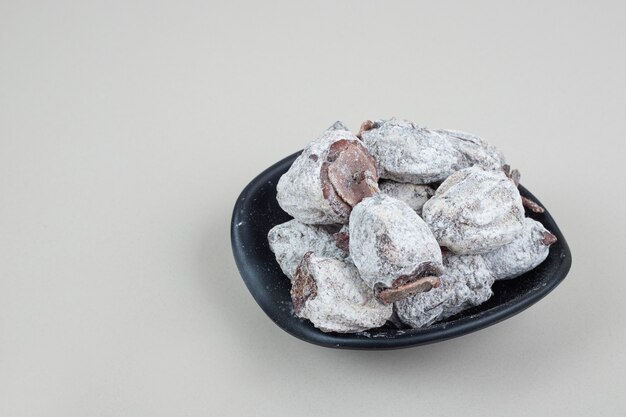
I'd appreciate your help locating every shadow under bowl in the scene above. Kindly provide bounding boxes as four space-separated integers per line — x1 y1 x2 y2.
231 151 572 350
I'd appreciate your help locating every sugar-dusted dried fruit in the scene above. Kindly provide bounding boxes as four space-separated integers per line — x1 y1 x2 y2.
267 220 347 279
291 253 393 333
435 129 505 171
378 180 434 215
360 118 463 184
360 119 508 185
268 118 557 332
276 128 379 224
482 217 556 280
422 166 525 254
349 193 443 303
395 253 495 328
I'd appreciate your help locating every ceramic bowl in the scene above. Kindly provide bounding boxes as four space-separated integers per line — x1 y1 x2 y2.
231 151 572 349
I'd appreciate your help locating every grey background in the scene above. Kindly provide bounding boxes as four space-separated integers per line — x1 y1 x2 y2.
1 1 625 416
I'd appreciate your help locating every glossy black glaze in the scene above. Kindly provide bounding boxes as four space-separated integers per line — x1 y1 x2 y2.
230 151 572 350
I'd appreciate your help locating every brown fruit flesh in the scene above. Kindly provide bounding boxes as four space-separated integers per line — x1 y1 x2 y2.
291 252 318 315
321 140 379 216
377 276 440 304
375 262 444 304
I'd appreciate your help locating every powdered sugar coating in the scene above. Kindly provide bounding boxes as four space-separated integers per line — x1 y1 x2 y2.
395 253 495 328
361 119 463 184
378 180 434 215
422 166 525 254
267 220 346 279
295 255 393 333
435 129 505 171
349 193 443 289
483 217 553 280
276 129 361 224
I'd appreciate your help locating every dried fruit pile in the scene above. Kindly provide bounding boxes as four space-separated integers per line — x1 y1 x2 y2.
268 119 556 333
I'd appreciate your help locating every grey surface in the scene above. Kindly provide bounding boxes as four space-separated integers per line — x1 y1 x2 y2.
0 1 625 416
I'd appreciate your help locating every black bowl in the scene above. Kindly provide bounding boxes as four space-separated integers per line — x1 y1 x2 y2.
231 151 572 350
